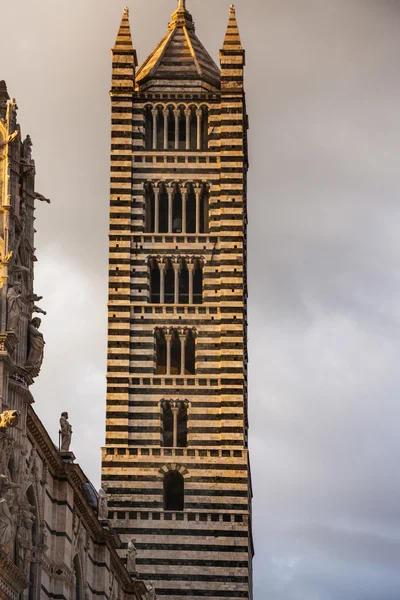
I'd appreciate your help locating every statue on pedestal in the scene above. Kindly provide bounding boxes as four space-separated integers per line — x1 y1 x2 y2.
97 487 108 520
25 317 45 377
126 538 138 574
59 412 72 452
7 282 24 331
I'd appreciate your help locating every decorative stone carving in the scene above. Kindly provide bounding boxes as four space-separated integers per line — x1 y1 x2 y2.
25 317 45 377
126 538 138 574
0 409 21 431
59 412 72 452
97 487 108 521
7 284 24 332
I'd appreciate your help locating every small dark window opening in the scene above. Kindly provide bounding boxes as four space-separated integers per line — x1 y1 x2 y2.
186 191 196 234
177 407 188 447
190 107 197 151
179 109 186 149
167 110 175 149
150 261 160 303
200 193 209 234
170 331 181 375
162 404 173 447
145 107 153 150
173 192 183 233
179 263 189 304
156 108 164 149
164 471 184 511
159 189 168 233
185 331 196 375
193 265 203 305
145 191 155 233
165 261 174 304
156 331 167 374
201 107 209 150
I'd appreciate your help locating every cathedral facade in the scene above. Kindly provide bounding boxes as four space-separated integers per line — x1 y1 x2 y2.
0 83 150 600
103 2 253 598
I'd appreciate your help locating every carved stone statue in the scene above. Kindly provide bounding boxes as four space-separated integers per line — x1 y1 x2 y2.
146 584 157 600
0 475 20 557
16 501 34 576
59 412 72 452
7 283 24 331
0 409 21 430
126 538 138 574
25 317 45 377
97 487 108 520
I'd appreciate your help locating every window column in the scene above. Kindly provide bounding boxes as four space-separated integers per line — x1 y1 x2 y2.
185 108 191 150
181 188 187 234
196 108 202 150
163 108 169 150
167 186 174 233
152 108 158 150
171 401 180 447
160 262 166 304
180 333 186 375
188 264 194 304
166 333 172 375
195 187 201 234
154 187 160 233
173 262 180 305
174 109 180 150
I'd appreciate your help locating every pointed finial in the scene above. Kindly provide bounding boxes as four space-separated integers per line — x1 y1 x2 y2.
124 7 129 15
178 0 186 8
230 4 235 12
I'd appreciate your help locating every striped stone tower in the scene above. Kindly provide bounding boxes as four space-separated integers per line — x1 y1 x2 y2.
103 2 253 599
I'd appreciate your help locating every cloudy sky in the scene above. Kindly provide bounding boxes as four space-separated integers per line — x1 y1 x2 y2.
2 0 400 598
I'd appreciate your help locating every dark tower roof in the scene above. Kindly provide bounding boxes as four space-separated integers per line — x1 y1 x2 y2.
136 0 220 92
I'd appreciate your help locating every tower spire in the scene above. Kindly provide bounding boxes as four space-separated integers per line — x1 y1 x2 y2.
111 7 138 93
222 4 243 50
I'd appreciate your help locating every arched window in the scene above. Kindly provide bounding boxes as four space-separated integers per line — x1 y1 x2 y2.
185 330 196 375
73 555 83 600
156 329 167 375
145 185 155 233
193 260 203 305
159 185 168 234
162 402 173 447
178 107 186 150
164 259 174 305
179 259 189 304
149 258 160 304
164 471 184 511
170 330 181 375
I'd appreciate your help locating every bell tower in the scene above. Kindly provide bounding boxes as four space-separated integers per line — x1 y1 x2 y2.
103 3 253 598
